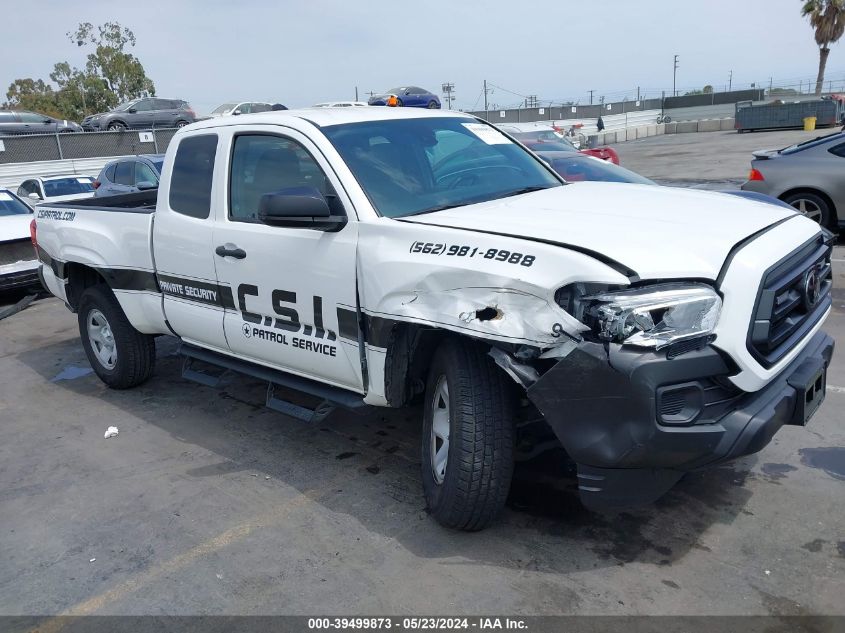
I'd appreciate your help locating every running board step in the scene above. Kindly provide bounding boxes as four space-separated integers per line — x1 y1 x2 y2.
179 343 367 422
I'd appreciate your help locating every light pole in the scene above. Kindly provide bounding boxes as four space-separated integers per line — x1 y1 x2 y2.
441 82 455 109
673 54 679 97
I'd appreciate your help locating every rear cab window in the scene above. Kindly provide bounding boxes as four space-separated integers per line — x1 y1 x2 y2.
169 134 218 218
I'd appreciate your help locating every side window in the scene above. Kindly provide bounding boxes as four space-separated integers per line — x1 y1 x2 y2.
0 112 17 122
828 143 845 158
229 134 341 222
114 162 134 186
133 99 153 112
169 134 218 219
105 163 117 182
19 112 47 123
135 162 158 185
251 103 271 113
236 103 251 114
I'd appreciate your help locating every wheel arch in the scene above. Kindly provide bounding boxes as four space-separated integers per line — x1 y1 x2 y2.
65 262 108 312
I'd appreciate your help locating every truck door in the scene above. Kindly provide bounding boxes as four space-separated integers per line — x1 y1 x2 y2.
152 132 231 353
213 128 364 392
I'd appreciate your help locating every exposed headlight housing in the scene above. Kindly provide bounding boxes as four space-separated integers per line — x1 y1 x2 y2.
558 283 721 350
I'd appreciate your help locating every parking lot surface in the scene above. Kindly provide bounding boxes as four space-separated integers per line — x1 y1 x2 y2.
618 128 831 188
1 130 844 617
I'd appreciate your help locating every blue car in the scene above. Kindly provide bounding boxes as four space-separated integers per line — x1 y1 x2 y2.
368 86 441 109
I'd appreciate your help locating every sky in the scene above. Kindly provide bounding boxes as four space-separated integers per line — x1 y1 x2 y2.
2 0 842 116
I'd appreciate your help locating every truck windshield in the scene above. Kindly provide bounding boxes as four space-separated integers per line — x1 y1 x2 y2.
323 117 562 218
0 191 31 216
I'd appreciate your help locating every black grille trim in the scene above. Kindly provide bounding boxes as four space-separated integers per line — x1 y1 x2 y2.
747 235 832 369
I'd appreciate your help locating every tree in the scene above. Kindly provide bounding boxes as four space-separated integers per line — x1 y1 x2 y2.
802 0 845 95
3 22 154 119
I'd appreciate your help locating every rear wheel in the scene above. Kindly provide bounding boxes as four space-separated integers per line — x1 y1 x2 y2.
782 192 833 227
427 100 439 109
421 339 515 531
78 285 156 389
175 119 189 128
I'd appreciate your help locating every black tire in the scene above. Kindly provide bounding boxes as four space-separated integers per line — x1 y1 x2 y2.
421 338 515 531
782 191 834 228
107 121 126 131
396 98 404 107
175 120 189 128
77 284 156 389
427 100 439 109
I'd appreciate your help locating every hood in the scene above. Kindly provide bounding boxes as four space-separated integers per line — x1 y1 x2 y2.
0 214 33 243
402 182 800 281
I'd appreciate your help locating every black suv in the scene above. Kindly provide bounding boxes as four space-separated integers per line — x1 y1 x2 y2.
82 98 196 131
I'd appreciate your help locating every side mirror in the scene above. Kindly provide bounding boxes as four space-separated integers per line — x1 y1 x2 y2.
127 108 137 114
232 109 241 116
257 186 346 232
43 119 52 124
28 192 42 201
136 181 157 190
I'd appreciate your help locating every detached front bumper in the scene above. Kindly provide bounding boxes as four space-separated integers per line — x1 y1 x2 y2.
527 331 834 509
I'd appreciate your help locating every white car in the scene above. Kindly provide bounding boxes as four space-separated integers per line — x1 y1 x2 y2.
0 189 39 291
32 108 834 530
16 175 95 207
312 101 368 108
208 102 274 117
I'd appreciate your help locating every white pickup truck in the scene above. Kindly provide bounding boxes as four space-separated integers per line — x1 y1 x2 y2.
33 108 834 530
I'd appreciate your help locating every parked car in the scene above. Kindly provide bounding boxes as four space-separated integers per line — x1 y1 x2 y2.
81 98 196 131
33 108 833 531
514 133 620 165
94 155 165 197
741 131 845 230
313 101 369 108
0 189 39 291
0 110 82 135
535 150 654 184
209 102 273 118
368 87 440 109
17 175 96 206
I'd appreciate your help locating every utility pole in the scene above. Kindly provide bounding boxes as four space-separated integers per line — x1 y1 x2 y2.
728 70 732 92
673 54 679 97
637 86 641 101
588 89 594 105
441 82 455 109
483 80 490 118
355 86 359 101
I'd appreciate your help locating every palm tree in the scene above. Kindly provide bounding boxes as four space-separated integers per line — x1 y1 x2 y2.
803 0 845 95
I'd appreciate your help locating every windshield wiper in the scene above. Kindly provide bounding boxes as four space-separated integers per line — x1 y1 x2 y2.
406 203 467 216
498 185 553 198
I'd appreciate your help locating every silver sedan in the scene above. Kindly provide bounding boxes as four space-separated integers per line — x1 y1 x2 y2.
741 131 845 231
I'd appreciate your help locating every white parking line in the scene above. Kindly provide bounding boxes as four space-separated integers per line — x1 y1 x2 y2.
827 385 845 394
832 258 845 263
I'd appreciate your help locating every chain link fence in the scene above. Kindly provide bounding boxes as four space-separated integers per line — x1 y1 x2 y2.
0 127 180 165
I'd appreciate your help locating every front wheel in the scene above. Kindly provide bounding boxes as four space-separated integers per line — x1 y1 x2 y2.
421 339 516 531
175 120 189 128
107 121 126 131
78 285 156 389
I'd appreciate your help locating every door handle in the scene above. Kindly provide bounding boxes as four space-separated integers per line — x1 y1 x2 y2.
215 244 247 259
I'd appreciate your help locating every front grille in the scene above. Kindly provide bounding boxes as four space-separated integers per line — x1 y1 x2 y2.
0 239 36 267
748 235 832 368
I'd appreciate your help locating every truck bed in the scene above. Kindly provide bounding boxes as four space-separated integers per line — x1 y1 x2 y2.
46 189 158 213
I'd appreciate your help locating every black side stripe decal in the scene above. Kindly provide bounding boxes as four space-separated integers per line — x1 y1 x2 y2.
99 268 159 292
157 273 235 309
336 307 397 348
